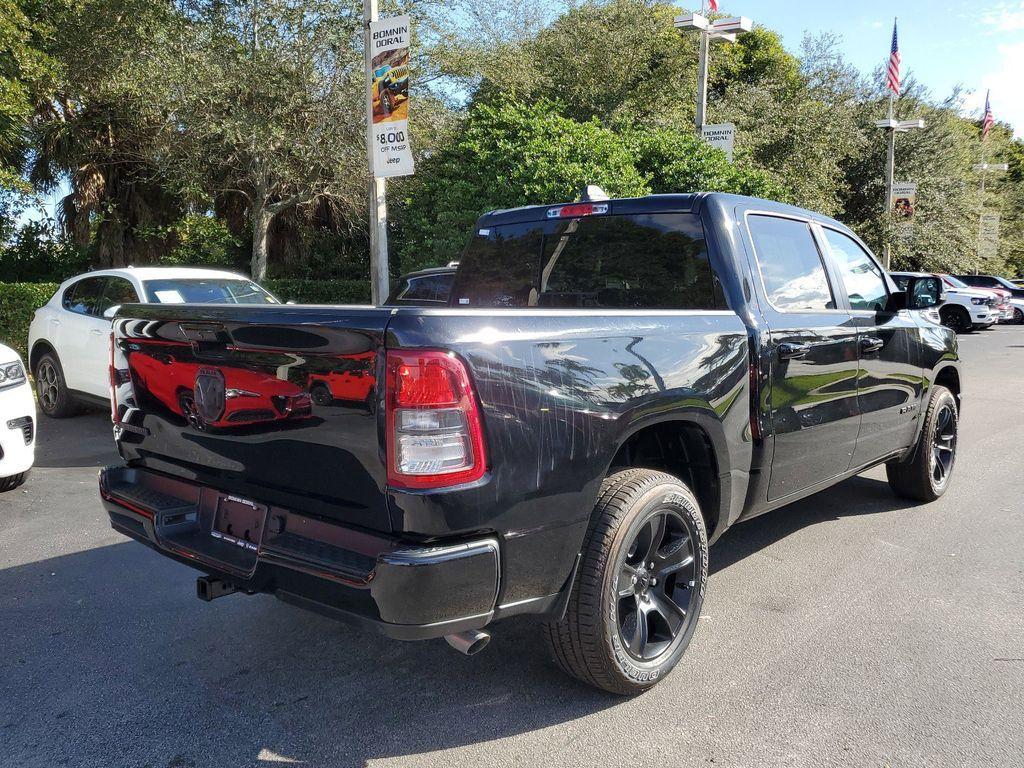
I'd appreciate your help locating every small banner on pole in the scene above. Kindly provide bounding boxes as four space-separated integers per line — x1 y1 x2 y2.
978 211 1000 262
700 123 735 162
892 182 917 221
368 15 414 178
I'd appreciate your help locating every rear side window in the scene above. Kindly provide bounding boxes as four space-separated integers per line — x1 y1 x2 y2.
748 215 834 311
397 274 452 303
62 277 107 316
102 277 140 310
823 229 888 312
450 213 718 309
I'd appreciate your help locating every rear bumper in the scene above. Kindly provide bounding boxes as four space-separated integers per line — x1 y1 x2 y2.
98 465 500 640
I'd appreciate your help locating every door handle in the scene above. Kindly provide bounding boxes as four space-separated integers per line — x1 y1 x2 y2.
778 342 809 360
90 328 105 335
860 336 885 354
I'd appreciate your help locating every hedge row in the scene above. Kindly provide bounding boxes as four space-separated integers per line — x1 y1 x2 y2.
263 278 370 305
0 279 371 365
0 282 59 363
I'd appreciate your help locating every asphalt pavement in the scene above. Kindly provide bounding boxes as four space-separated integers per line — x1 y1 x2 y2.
2 327 1022 768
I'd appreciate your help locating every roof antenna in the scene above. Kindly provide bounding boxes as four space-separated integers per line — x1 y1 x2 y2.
577 184 609 202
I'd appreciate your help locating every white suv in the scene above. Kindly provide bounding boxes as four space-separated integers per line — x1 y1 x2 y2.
0 342 35 491
27 267 279 418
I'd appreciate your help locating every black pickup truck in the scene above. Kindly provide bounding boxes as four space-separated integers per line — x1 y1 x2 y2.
99 192 961 694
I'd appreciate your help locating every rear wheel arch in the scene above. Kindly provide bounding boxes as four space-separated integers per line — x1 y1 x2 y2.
608 417 724 541
29 340 57 373
934 365 961 414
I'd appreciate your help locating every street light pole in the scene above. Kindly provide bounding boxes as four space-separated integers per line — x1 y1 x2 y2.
695 28 709 130
363 0 389 305
874 106 924 270
675 11 752 133
973 162 1007 273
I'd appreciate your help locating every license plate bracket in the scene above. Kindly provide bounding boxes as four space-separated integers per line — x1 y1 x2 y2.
211 495 267 552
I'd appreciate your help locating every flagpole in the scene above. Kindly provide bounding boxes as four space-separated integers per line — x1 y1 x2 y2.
883 18 898 270
695 1 709 131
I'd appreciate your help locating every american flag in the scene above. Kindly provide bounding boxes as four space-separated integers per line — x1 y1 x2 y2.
886 19 901 96
708 0 719 11
982 90 994 138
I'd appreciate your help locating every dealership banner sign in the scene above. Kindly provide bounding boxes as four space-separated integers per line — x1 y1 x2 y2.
701 123 735 162
892 182 917 221
368 15 414 178
978 211 1000 261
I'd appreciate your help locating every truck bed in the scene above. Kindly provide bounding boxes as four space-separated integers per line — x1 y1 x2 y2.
109 302 750 622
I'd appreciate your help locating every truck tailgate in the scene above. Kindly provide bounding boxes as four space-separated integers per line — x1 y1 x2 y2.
112 304 392 532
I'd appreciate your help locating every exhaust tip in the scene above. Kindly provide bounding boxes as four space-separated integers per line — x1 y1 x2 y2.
444 629 491 656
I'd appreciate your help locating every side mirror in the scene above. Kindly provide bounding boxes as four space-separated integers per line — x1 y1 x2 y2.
906 276 944 309
884 290 909 313
103 305 121 319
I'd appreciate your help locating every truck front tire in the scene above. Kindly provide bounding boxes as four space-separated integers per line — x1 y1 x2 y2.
886 385 958 502
543 468 708 695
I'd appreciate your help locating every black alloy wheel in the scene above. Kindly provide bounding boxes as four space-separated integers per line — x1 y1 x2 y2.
616 508 699 662
929 401 957 490
543 468 708 695
886 385 958 502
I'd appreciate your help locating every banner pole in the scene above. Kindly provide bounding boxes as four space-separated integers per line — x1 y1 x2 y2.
364 0 389 305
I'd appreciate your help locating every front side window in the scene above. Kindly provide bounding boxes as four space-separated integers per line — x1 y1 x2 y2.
824 229 888 312
450 213 717 310
142 279 278 305
747 215 834 311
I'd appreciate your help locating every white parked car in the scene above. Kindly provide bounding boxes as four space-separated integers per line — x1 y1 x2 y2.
0 342 35 491
934 274 999 333
27 267 279 418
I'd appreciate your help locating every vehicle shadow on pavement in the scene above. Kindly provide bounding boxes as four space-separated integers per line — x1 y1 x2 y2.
1 472 924 767
709 475 919 576
0 540 618 768
30 409 116 470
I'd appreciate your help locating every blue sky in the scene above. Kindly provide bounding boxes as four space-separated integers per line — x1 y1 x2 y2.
721 0 1024 136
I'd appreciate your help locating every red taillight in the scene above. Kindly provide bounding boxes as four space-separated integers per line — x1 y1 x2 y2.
394 358 458 406
546 202 609 219
109 332 117 422
386 350 487 489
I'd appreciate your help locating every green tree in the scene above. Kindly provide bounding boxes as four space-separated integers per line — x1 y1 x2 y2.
25 0 184 267
135 0 369 279
400 98 787 270
0 0 60 191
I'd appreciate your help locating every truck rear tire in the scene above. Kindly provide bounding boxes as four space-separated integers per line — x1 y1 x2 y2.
886 385 958 502
543 468 708 695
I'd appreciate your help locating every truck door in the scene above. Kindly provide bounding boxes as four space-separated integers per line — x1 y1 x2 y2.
818 226 923 466
746 214 861 501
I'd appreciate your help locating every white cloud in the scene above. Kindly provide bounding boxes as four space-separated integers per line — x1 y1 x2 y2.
979 1 1024 33
962 41 1024 138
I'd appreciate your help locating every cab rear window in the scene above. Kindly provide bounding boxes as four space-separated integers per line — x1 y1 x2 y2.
449 213 720 310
